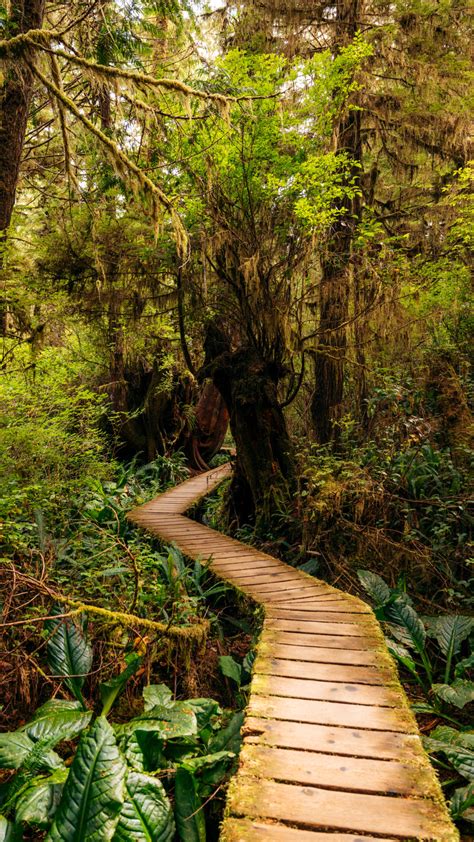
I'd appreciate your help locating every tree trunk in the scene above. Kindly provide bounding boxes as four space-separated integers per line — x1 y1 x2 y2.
311 0 361 443
202 327 295 529
0 0 45 235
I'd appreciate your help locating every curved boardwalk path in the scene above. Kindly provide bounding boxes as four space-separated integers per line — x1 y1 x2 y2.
128 464 458 842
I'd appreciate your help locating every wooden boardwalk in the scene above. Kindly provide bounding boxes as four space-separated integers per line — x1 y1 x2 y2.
128 464 458 841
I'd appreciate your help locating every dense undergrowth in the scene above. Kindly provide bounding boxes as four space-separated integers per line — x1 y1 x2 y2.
0 344 256 840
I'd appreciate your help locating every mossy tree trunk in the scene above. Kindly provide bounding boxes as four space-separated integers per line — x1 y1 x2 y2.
311 0 362 444
0 0 45 236
202 327 296 529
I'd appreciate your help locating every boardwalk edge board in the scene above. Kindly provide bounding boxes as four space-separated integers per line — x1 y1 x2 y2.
127 464 459 842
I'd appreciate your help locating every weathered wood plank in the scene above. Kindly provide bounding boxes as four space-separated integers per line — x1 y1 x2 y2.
247 694 415 732
222 818 397 841
254 656 390 685
242 716 424 760
251 673 402 706
238 744 437 796
267 642 387 665
261 629 377 650
266 609 373 623
226 778 455 839
264 618 373 637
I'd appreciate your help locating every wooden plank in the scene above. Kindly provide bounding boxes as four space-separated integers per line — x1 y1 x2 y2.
263 630 373 650
227 778 454 839
251 674 400 707
211 561 289 573
265 619 372 637
238 744 436 796
261 588 335 602
222 819 397 841
244 583 329 597
242 716 424 760
275 600 371 613
254 656 389 685
266 609 373 624
232 573 307 586
268 642 386 666
247 694 415 732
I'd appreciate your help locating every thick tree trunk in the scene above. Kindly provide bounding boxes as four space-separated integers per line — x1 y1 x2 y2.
202 328 295 528
0 0 45 235
311 0 361 443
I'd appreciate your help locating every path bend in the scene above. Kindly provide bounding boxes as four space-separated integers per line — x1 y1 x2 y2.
127 463 458 842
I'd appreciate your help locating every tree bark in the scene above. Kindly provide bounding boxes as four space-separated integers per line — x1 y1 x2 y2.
311 0 361 443
0 0 45 235
201 325 296 529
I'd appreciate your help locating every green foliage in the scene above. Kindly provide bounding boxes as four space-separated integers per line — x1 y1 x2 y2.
46 717 127 842
21 700 92 744
114 772 175 842
45 610 93 707
1 677 242 841
0 342 114 557
174 768 205 842
358 569 473 700
423 726 474 823
100 654 143 718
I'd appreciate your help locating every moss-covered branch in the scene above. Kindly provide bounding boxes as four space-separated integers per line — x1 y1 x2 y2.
27 59 188 254
62 596 209 642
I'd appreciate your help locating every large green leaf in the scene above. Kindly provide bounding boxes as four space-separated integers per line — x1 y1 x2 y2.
45 609 93 706
385 638 419 678
356 570 391 607
0 732 62 771
423 730 474 781
119 733 145 772
433 615 473 660
21 700 92 743
113 773 174 841
15 768 68 828
208 712 244 755
46 717 126 841
100 654 142 717
430 726 474 750
384 597 426 653
432 679 474 709
174 768 205 842
186 700 220 735
450 781 474 822
142 685 173 712
183 751 235 797
118 731 166 774
219 656 242 687
119 704 198 740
